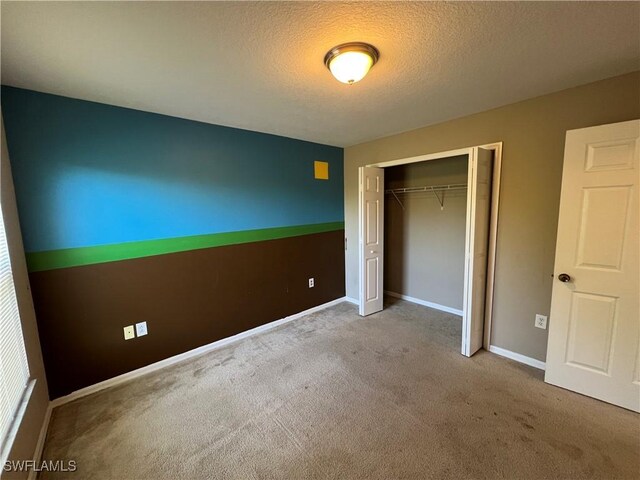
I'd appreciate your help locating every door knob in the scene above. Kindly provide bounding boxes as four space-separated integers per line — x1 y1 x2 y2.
370 250 376 254
558 273 571 283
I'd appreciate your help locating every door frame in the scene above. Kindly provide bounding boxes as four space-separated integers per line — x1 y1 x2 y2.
360 142 503 351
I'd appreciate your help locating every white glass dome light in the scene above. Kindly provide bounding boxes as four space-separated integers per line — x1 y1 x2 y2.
324 42 380 85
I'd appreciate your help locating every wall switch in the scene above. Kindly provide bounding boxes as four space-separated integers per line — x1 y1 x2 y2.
123 325 135 340
308 278 315 288
135 321 148 337
535 314 548 330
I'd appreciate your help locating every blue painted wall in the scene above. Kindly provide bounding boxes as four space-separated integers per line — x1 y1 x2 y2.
1 86 344 252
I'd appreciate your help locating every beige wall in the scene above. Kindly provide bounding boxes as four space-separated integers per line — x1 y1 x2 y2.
345 71 640 362
385 155 468 311
1 117 49 479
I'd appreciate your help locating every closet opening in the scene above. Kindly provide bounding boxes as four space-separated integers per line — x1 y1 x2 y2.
358 144 502 357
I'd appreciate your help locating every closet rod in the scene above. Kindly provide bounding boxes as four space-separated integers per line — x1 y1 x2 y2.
385 183 468 195
384 183 467 210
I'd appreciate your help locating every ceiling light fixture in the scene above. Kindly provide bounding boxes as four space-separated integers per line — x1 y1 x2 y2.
324 42 379 85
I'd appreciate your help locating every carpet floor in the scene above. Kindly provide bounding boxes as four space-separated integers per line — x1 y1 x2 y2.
39 299 639 479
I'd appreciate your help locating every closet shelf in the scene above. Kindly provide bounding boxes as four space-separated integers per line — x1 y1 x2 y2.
385 183 467 210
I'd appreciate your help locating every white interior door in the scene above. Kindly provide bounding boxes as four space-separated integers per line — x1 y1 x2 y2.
359 166 384 316
545 120 639 412
462 147 493 356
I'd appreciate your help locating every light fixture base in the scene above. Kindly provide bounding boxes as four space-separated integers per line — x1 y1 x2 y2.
324 42 380 69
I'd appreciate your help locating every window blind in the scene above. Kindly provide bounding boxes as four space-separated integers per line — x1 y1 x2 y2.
0 205 30 451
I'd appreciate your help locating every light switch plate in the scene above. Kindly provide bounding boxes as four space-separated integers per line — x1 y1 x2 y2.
535 314 548 330
123 325 135 340
135 321 148 337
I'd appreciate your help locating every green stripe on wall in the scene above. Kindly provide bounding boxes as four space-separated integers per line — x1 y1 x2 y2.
26 222 345 272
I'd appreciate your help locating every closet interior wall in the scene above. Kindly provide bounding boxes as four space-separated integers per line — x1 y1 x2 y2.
384 155 468 312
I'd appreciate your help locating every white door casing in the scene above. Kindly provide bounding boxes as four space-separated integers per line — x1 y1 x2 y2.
545 120 640 412
462 147 493 356
359 166 384 316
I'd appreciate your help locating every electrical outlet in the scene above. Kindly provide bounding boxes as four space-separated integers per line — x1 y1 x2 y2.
308 278 315 288
123 325 135 340
135 321 148 337
535 314 548 330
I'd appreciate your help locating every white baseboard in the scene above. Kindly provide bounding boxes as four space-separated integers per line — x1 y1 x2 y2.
50 296 349 408
344 297 359 305
27 404 52 480
384 290 463 317
488 345 546 370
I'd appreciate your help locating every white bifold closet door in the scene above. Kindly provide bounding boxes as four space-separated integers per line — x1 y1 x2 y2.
462 147 493 357
359 166 384 316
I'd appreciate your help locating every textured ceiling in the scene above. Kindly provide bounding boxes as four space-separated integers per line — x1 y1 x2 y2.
2 2 639 147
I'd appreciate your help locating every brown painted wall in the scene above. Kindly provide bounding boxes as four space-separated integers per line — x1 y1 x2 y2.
30 230 345 399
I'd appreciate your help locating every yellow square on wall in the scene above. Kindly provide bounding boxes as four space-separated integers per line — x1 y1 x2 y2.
314 161 329 180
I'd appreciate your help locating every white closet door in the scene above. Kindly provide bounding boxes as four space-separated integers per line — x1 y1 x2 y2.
359 166 384 316
462 147 493 356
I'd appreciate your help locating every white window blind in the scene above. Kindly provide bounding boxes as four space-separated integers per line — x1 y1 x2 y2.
0 205 29 451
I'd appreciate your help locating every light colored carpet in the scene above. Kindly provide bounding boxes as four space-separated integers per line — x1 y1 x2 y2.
39 299 639 479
